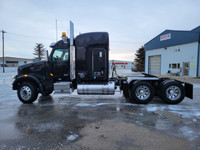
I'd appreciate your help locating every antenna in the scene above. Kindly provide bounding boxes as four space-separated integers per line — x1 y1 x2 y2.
56 19 58 41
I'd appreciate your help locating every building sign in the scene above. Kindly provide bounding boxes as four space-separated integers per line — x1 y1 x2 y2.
160 33 171 41
190 62 194 67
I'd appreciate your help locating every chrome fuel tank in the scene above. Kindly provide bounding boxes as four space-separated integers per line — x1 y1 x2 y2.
77 81 115 95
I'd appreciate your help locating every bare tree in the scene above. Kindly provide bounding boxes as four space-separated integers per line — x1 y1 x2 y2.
33 43 45 61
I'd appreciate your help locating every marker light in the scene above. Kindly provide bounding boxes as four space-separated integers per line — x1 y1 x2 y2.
50 73 53 77
24 74 28 77
12 75 15 79
62 32 66 36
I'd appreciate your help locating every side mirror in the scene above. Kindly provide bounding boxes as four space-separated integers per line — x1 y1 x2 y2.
44 50 49 61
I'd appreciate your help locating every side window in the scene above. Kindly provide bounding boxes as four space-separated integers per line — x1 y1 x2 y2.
63 52 69 61
53 49 63 61
52 49 69 61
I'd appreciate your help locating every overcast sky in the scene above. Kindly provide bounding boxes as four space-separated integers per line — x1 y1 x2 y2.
0 0 200 61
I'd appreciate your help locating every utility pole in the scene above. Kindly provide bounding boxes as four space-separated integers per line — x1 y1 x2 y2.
1 30 6 73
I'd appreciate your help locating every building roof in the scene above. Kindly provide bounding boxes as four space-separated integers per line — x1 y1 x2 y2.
192 26 200 32
0 57 33 61
144 26 200 51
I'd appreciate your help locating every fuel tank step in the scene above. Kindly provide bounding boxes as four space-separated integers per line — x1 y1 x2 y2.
53 82 72 94
53 89 71 94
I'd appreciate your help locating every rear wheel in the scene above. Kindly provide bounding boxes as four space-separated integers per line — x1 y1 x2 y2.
129 81 154 104
159 81 185 104
17 82 38 103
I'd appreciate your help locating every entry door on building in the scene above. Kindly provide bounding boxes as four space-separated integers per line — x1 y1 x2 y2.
149 55 161 75
183 62 189 76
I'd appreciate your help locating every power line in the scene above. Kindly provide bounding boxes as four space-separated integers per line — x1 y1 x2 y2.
6 31 141 45
6 35 52 43
6 37 31 49
6 31 54 41
111 40 143 45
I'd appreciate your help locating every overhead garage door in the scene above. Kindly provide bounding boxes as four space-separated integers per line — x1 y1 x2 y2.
149 55 161 74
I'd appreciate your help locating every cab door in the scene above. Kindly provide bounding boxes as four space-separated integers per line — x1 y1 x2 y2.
51 49 70 81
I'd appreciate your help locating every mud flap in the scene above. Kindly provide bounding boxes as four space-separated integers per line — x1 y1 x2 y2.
185 82 193 99
121 81 129 99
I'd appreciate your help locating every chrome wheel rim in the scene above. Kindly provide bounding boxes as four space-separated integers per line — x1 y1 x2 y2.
135 85 150 100
20 86 32 100
166 86 181 101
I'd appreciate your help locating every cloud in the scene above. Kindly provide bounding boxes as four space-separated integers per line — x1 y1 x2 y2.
0 0 200 60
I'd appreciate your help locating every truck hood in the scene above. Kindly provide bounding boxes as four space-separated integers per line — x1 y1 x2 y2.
18 61 47 75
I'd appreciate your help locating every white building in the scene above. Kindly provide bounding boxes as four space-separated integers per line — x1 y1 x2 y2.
0 57 33 67
144 26 200 77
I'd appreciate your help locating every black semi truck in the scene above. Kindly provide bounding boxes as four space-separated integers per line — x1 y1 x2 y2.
12 21 193 104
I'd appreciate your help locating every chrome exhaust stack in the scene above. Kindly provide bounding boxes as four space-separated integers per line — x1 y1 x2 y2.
70 21 76 80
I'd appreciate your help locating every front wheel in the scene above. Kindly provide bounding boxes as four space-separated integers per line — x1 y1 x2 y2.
129 81 154 104
17 82 38 103
42 89 53 96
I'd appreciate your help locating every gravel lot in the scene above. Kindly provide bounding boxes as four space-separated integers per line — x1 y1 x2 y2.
0 67 200 150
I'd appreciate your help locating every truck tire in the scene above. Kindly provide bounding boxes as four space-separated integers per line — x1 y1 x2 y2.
129 81 154 104
157 79 174 98
42 90 53 96
17 82 38 103
159 81 185 104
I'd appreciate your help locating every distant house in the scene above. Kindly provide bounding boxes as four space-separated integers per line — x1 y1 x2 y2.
0 57 33 67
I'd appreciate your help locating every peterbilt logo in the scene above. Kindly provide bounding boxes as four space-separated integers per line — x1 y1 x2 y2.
160 33 171 41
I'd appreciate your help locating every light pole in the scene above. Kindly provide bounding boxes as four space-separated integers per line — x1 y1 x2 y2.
2 30 6 73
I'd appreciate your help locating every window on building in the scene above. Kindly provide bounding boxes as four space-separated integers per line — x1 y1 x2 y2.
178 63 180 68
6 61 18 63
172 64 177 68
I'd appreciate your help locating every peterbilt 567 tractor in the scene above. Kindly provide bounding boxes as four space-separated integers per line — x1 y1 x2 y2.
12 21 193 104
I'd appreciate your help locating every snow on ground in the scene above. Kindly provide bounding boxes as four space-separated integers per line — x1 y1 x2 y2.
193 84 200 88
0 67 17 79
0 67 200 148
0 67 18 102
